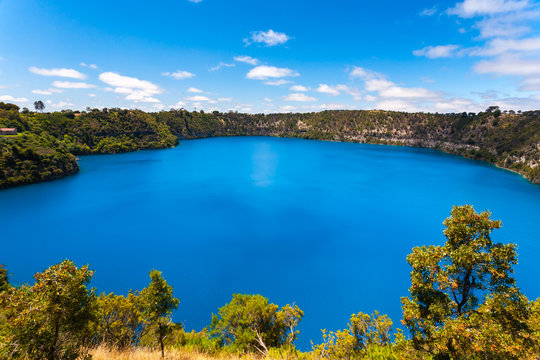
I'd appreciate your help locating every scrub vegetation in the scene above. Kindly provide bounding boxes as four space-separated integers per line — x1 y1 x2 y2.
1 206 539 359
1 102 539 189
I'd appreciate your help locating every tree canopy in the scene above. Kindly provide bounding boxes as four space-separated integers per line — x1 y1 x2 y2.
0 260 95 360
210 294 304 355
140 270 179 358
401 205 534 359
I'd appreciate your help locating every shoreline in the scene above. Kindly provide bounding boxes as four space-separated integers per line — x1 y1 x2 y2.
1 134 538 191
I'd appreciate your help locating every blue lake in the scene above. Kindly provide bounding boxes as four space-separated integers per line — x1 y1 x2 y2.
1 136 539 349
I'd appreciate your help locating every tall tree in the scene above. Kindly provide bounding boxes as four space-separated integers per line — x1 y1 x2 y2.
0 260 95 360
33 100 45 113
401 205 532 358
140 270 179 358
210 294 303 355
94 291 145 349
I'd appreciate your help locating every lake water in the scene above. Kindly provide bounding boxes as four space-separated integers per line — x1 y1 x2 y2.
1 136 539 349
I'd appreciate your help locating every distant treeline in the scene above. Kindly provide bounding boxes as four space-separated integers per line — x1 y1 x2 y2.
1 102 539 189
1 205 539 359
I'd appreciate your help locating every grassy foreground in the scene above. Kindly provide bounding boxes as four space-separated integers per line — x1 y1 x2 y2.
90 346 256 360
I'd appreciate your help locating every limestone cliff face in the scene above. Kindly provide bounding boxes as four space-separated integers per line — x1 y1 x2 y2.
172 110 539 184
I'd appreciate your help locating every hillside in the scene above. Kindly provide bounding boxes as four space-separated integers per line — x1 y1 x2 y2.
1 103 538 189
158 108 540 184
0 104 178 189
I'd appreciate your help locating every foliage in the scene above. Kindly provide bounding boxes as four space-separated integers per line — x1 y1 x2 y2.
0 207 538 359
0 132 79 189
166 328 222 354
139 270 179 358
1 103 539 190
401 205 534 359
93 291 145 349
312 311 397 360
210 294 304 355
0 260 95 360
0 264 8 293
33 100 45 113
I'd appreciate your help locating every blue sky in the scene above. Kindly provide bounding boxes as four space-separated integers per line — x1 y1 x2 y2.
1 0 540 113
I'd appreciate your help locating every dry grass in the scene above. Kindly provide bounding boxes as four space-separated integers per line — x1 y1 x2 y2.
89 346 259 360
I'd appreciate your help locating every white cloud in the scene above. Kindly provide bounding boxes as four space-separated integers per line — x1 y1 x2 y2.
352 66 439 99
433 98 475 111
420 5 438 16
284 93 317 102
315 83 362 99
246 65 299 80
264 79 291 86
0 95 28 103
280 105 297 112
474 55 540 76
210 62 235 71
171 101 186 108
350 67 369 79
364 79 395 92
234 55 259 65
413 45 462 58
100 72 162 103
244 30 291 46
186 95 211 101
32 88 63 95
473 37 540 56
448 0 529 18
218 97 233 102
80 62 98 69
187 87 204 93
52 81 96 89
475 13 534 38
520 77 540 91
162 70 195 80
289 85 308 92
35 90 53 95
51 101 75 108
188 0 203 3
364 95 378 102
29 66 86 79
378 86 439 99
88 93 96 97
375 99 426 112
317 84 341 96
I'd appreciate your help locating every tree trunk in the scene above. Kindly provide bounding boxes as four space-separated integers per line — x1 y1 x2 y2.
160 325 165 358
48 320 60 360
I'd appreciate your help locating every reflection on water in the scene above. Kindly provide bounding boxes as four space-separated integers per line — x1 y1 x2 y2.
251 142 278 187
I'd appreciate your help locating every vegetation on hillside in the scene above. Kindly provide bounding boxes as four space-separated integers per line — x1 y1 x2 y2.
1 102 538 189
156 108 539 184
0 102 177 188
1 206 538 359
0 132 78 189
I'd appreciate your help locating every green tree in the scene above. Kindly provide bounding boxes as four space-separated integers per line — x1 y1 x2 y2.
94 291 144 349
210 294 303 355
401 205 532 359
0 260 95 360
0 264 9 293
33 100 45 113
312 311 396 360
139 270 179 358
